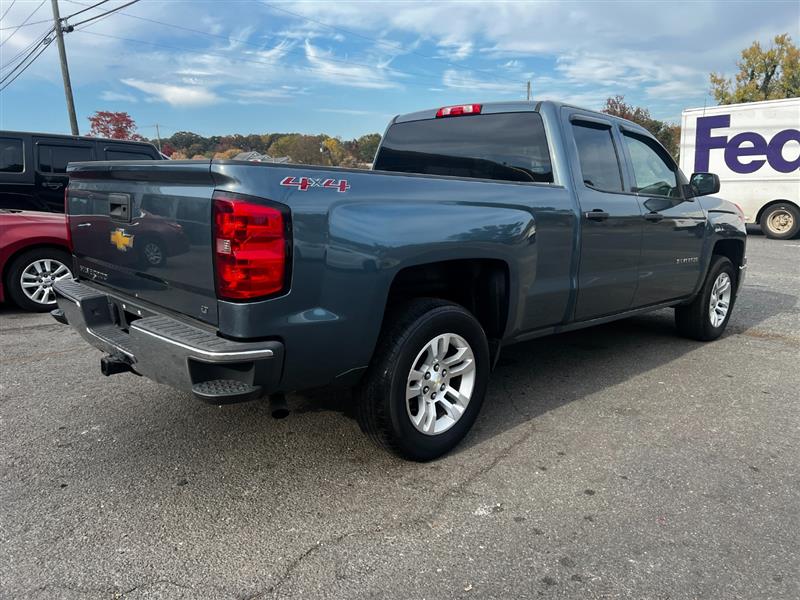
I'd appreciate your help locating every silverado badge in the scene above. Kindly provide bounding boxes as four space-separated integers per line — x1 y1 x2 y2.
110 228 134 252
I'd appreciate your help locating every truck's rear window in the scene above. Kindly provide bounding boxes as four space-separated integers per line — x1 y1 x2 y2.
374 112 553 184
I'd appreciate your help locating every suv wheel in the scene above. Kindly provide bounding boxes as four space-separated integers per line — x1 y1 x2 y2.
6 248 73 312
760 203 800 239
675 256 736 341
357 298 490 461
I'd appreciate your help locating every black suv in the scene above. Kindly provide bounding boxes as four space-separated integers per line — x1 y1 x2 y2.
0 131 163 213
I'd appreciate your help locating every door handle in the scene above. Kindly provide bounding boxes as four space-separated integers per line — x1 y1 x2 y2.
77 222 92 227
643 212 664 222
584 210 610 221
41 182 64 190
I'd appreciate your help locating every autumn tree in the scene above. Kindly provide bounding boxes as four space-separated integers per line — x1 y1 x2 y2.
355 133 381 163
710 33 799 104
87 111 144 140
602 95 680 160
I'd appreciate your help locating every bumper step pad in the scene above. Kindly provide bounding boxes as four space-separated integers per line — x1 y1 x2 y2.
192 379 263 403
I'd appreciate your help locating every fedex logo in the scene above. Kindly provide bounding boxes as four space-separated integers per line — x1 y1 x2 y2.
694 114 800 174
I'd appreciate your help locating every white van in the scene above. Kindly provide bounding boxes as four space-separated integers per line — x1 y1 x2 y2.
680 98 800 239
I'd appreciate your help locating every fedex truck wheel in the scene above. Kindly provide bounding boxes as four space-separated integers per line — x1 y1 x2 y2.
760 203 800 239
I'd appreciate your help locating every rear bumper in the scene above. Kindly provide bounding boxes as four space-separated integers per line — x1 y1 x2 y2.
53 279 284 401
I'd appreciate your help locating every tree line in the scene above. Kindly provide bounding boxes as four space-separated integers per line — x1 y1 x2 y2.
87 34 796 166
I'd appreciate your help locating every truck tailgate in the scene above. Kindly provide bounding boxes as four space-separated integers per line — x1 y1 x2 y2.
66 160 218 325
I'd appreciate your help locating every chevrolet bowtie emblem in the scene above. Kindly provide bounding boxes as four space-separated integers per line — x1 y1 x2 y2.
110 228 134 251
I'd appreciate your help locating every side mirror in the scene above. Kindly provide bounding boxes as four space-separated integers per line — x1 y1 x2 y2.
690 172 720 197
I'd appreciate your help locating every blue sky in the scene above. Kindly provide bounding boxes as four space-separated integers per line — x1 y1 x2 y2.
1 0 798 140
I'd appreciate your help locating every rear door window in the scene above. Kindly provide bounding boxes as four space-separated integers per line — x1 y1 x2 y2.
0 137 24 173
37 144 95 173
374 112 554 183
570 121 624 192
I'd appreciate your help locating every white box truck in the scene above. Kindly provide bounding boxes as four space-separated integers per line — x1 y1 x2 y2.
680 98 800 239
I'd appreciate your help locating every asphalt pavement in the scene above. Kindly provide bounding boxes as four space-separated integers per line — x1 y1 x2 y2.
1 232 798 599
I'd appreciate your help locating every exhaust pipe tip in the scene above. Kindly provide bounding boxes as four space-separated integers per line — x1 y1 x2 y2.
269 393 289 419
100 354 133 377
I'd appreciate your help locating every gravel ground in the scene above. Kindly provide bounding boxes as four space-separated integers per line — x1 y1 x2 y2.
1 232 798 600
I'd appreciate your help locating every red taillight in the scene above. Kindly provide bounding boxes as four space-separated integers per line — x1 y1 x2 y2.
212 192 288 300
435 104 482 118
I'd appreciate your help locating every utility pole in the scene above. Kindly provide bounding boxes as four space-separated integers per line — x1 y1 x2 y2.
526 80 531 101
154 124 162 152
50 0 79 135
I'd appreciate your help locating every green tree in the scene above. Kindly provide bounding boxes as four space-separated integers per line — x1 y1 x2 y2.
268 134 327 165
602 95 680 160
355 133 381 163
710 33 799 104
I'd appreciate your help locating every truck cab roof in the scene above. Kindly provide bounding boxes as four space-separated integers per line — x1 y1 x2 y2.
393 100 653 137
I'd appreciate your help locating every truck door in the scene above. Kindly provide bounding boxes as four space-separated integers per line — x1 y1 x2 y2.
619 129 707 306
34 138 96 212
565 112 643 320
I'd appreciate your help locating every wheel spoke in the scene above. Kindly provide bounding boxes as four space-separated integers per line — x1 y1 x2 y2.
443 346 467 366
52 264 69 277
445 386 469 409
406 381 422 401
21 281 39 289
421 401 436 434
439 397 464 422
447 358 474 378
33 261 43 274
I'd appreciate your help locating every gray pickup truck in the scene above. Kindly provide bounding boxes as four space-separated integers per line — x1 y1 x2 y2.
53 101 747 460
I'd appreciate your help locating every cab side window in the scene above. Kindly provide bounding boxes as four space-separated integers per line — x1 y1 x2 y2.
0 138 24 173
571 122 624 192
623 133 680 198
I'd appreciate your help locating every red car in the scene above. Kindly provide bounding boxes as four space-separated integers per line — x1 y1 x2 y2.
0 209 73 312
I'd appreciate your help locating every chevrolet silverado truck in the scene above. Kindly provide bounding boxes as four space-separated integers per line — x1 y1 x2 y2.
52 101 747 461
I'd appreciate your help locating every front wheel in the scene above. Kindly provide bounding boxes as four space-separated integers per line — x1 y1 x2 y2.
760 203 800 239
357 298 490 461
675 256 736 341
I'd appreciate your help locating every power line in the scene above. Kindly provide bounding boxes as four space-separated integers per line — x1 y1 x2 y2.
0 36 52 91
0 0 18 22
1 25 53 73
0 0 46 43
0 0 109 31
0 30 51 83
65 0 110 19
70 0 139 28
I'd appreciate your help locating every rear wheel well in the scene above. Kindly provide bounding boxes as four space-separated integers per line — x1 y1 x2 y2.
755 199 800 224
385 259 510 343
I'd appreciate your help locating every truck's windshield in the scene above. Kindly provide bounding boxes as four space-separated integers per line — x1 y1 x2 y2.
374 112 553 184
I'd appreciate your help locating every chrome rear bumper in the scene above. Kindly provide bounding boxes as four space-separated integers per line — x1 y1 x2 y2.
53 279 283 399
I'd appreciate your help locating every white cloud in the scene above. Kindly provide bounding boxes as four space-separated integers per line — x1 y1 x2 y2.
437 40 473 61
303 40 398 89
100 91 138 103
121 79 219 106
441 70 522 94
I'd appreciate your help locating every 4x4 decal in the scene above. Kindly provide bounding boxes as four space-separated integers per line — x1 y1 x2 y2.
280 176 350 193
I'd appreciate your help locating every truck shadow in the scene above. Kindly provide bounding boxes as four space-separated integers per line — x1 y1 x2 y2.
292 285 797 455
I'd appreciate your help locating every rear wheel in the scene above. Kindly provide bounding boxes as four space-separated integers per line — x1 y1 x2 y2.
760 203 800 239
357 298 490 461
5 248 73 312
675 256 736 341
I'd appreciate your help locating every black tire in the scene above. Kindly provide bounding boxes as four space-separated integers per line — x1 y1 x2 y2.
5 247 73 312
759 203 800 239
357 298 490 461
675 256 736 341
